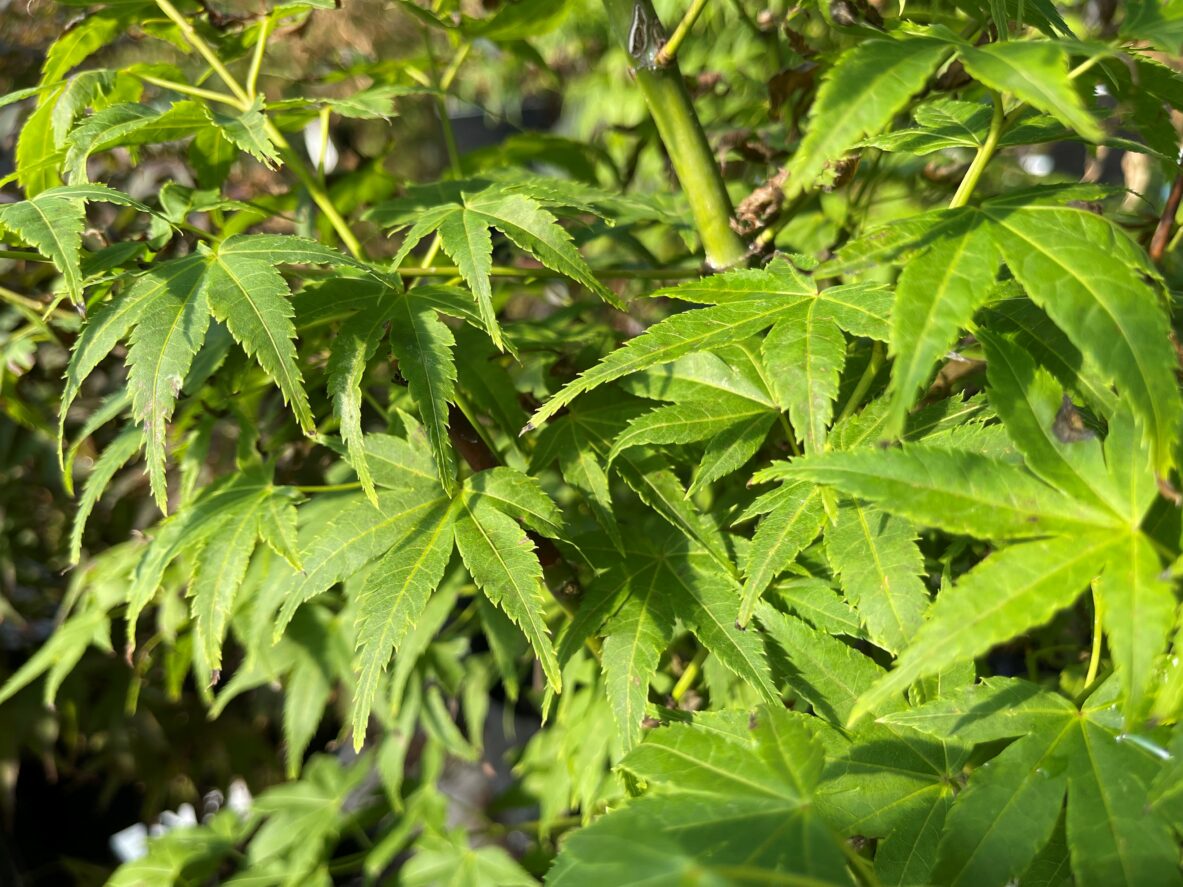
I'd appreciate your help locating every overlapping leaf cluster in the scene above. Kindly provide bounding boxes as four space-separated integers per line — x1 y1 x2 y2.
2 0 1183 884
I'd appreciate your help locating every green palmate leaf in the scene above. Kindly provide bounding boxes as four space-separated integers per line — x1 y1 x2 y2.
931 726 1074 886
374 183 617 349
979 330 1118 516
625 713 810 801
216 233 372 271
127 469 276 650
825 502 928 656
436 208 497 346
1067 720 1183 887
790 445 1120 540
0 184 147 306
818 722 968 887
738 482 827 626
257 488 301 570
816 210 951 277
0 609 111 708
0 192 84 301
126 257 211 509
69 425 143 564
527 296 810 431
758 603 894 724
647 259 815 305
203 98 280 168
464 468 563 538
274 489 443 635
190 495 263 672
863 98 989 154
875 679 1180 885
852 532 1119 722
617 348 780 494
462 188 616 304
14 86 64 195
52 70 116 148
624 349 774 408
601 562 675 749
352 498 455 749
64 235 355 503
807 282 894 342
389 298 459 494
613 452 733 572
402 833 536 887
608 395 767 462
203 248 314 432
548 709 848 886
956 41 1104 142
670 561 779 707
979 295 1119 417
692 412 777 494
771 579 865 639
549 556 634 682
980 203 1180 466
65 101 209 182
62 290 155 445
41 7 137 87
1101 405 1158 526
763 301 845 453
878 677 1079 742
1095 532 1174 723
327 290 401 504
529 396 642 550
886 212 999 434
453 495 561 692
787 35 952 195
283 645 334 780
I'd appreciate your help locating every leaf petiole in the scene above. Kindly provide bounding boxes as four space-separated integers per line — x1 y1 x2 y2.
949 91 1005 209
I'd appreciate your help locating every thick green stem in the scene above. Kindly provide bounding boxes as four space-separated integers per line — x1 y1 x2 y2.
949 91 1004 209
600 0 747 269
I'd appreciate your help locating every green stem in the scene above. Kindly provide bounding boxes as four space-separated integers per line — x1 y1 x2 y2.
655 0 710 67
836 340 885 424
0 284 68 321
440 41 472 92
425 31 464 176
134 73 241 108
949 91 1004 209
295 482 364 493
154 0 365 258
154 0 251 105
671 647 708 701
246 13 274 101
394 264 701 280
0 248 47 263
1084 585 1103 688
267 122 365 257
1068 54 1104 80
778 412 801 457
600 0 747 269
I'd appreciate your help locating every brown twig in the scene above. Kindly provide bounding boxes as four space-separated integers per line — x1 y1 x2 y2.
1150 168 1183 264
